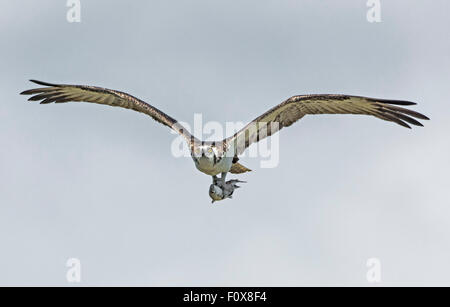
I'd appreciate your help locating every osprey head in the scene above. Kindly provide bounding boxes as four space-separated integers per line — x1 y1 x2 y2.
192 143 220 159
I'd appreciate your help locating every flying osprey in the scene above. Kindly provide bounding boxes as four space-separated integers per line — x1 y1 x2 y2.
21 80 429 203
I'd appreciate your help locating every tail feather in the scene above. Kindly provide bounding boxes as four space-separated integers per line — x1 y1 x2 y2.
229 162 251 174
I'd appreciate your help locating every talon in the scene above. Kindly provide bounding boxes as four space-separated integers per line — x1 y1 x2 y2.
209 178 246 202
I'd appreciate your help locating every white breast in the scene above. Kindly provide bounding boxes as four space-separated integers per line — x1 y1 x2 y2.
192 143 235 176
194 155 233 176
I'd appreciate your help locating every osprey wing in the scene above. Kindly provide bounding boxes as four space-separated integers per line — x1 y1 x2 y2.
225 94 429 156
21 80 197 144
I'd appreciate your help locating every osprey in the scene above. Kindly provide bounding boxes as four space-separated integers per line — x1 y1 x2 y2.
21 80 429 203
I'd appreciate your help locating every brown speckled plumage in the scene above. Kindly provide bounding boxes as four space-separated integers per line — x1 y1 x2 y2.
225 94 429 156
21 79 196 144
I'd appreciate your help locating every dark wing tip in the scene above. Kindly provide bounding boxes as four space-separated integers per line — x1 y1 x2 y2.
412 120 424 127
369 97 417 106
388 100 417 106
377 105 429 128
21 79 62 97
27 95 42 101
373 98 430 125
29 79 59 87
420 114 430 121
385 105 429 121
398 121 412 129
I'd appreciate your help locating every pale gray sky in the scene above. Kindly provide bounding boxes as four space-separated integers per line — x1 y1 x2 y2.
0 0 449 286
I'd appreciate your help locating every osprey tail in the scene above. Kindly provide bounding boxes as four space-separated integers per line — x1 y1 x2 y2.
229 162 251 174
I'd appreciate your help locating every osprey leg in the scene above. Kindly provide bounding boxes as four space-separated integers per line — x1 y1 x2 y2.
221 172 227 183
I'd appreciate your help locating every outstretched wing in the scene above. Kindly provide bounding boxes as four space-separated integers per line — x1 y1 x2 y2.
225 94 429 156
20 80 197 144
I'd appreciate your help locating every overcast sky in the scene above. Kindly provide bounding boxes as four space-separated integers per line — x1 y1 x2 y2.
0 0 449 286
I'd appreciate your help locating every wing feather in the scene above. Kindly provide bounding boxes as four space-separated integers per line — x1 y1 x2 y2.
226 94 429 155
21 80 196 144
